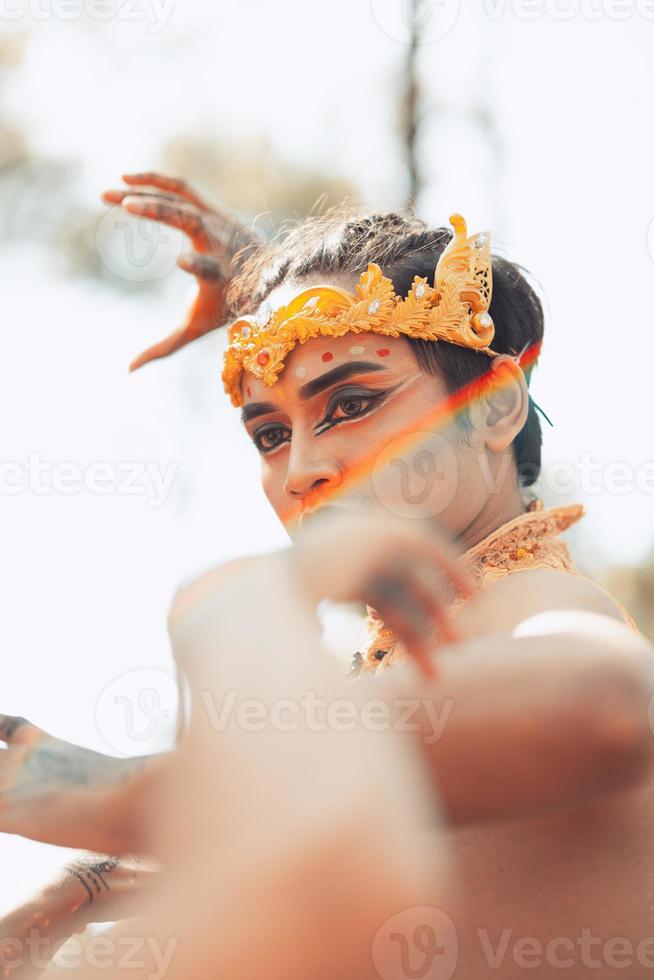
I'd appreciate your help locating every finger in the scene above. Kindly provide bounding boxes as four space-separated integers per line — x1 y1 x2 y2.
102 188 190 207
121 172 208 210
121 196 211 251
177 253 227 282
366 574 438 679
121 196 202 230
409 559 460 647
373 592 436 679
0 715 44 746
396 518 477 602
129 325 203 371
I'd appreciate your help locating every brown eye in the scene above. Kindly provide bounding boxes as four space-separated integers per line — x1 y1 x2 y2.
253 424 290 454
326 392 379 422
339 396 366 416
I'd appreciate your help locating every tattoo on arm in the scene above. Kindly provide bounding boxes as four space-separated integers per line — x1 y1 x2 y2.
22 742 145 789
66 858 120 905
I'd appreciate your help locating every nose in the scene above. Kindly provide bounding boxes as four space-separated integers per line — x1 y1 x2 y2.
282 433 343 501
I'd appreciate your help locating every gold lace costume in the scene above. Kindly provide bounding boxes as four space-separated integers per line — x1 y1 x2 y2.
348 498 638 678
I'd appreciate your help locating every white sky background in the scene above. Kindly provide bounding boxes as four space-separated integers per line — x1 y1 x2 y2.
0 0 653 912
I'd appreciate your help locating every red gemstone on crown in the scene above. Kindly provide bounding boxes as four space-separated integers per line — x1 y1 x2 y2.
257 351 270 366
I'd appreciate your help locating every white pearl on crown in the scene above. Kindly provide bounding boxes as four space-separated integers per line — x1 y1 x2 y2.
256 302 273 328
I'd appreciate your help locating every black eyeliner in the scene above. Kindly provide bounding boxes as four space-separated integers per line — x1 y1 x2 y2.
314 385 394 435
251 382 400 453
251 420 291 454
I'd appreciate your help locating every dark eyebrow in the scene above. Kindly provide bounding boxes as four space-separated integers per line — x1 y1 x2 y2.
298 361 387 401
240 362 388 423
240 401 279 424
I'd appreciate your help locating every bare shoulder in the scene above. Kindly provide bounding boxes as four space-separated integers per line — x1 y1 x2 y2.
456 566 634 636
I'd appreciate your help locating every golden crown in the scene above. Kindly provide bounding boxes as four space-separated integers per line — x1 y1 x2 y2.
222 213 497 407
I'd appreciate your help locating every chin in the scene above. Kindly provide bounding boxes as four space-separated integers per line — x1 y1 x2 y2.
300 504 347 529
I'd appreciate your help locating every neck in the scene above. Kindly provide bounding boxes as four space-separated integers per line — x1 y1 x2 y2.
456 462 529 553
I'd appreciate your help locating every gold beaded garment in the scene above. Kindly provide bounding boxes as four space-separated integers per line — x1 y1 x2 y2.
348 499 638 678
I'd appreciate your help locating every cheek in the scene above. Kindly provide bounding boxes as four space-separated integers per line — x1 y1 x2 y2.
368 426 465 520
260 457 281 504
260 454 292 522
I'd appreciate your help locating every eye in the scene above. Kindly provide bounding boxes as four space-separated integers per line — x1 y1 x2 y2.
252 423 291 455
322 387 385 427
331 395 369 418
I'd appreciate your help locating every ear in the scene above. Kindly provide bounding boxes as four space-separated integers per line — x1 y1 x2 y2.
481 355 529 453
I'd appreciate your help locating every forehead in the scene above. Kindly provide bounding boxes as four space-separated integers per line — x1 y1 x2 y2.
240 332 416 405
239 274 415 404
288 332 412 372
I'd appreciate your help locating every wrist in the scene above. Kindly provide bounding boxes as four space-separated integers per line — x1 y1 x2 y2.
4 885 87 950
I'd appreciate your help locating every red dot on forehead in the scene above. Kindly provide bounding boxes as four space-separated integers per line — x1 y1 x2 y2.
376 348 390 357
321 351 334 362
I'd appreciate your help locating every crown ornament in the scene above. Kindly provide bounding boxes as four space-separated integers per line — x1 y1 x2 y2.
222 213 497 406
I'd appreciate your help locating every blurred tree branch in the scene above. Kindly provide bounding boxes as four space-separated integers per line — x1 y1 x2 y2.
403 0 421 208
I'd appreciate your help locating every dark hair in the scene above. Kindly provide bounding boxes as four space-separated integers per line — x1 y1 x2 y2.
227 207 544 487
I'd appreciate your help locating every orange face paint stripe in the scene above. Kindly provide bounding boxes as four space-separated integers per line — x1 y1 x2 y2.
280 341 542 529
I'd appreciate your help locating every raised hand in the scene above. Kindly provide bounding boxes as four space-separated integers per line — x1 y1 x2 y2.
290 507 476 679
102 172 262 370
0 715 159 855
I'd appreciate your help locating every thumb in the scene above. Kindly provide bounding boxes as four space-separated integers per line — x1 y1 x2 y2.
0 715 46 746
